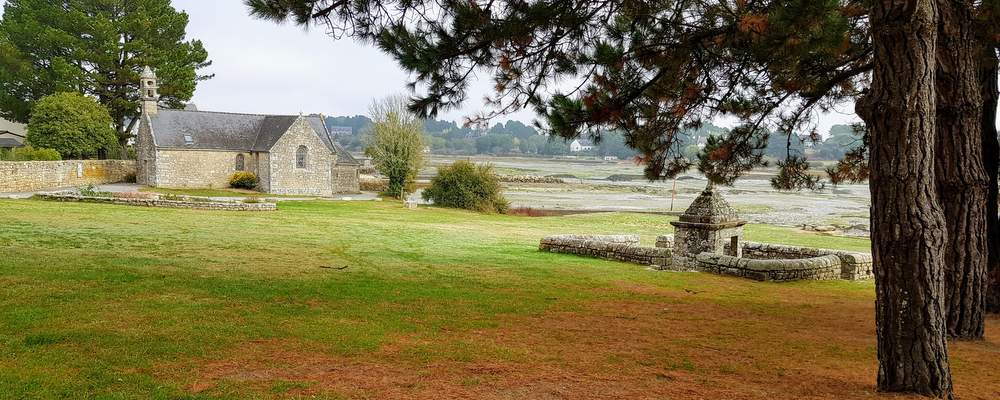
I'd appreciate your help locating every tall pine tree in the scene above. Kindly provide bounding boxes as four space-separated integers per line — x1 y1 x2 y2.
0 0 213 148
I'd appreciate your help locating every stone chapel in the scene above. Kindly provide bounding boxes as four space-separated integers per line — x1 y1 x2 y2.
134 67 360 194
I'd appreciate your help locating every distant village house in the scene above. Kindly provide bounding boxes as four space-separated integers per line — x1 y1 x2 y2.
135 67 360 194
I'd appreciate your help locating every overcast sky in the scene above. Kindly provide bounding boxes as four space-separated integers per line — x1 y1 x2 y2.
172 0 541 125
2 0 876 133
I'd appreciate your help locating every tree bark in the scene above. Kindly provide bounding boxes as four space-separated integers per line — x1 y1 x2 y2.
935 0 988 339
983 47 1000 313
857 0 953 397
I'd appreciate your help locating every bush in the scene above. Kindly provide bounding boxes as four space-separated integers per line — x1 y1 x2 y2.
229 171 259 189
0 146 62 161
422 161 509 214
27 92 118 159
79 184 113 198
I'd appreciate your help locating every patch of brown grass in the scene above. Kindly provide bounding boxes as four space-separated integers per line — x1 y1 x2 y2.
176 280 1000 399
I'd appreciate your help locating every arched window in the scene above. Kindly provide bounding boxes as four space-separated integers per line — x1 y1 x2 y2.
296 146 308 169
235 154 245 171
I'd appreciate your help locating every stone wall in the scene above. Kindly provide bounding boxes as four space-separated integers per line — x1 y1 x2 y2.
268 118 335 195
539 235 672 267
655 235 674 249
738 241 873 280
332 164 360 193
37 193 276 211
256 152 271 193
0 160 135 192
695 253 841 282
155 149 250 189
673 223 743 258
497 175 565 184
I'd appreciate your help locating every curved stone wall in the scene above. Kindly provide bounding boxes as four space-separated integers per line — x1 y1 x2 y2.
695 253 841 282
738 242 873 280
540 234 872 282
539 235 670 267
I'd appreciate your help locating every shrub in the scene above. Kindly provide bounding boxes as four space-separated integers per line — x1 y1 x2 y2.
79 184 113 198
422 161 509 214
0 146 62 161
27 92 118 159
229 171 259 189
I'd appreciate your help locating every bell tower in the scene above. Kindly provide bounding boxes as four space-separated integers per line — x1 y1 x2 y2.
140 66 159 116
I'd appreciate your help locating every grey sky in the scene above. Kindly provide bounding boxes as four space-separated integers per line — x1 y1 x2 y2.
177 0 871 133
4 0 949 134
173 0 539 124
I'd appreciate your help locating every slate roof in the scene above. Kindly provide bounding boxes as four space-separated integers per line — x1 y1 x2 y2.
146 109 345 156
0 118 26 136
0 137 24 148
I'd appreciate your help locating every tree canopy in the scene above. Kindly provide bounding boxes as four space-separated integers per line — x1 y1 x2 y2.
246 0 881 184
26 92 118 159
0 0 212 146
247 0 996 187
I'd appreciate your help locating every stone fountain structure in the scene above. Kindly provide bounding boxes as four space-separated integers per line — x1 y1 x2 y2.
539 182 873 282
669 182 747 268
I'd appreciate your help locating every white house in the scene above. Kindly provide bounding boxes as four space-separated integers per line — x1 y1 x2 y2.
570 138 594 152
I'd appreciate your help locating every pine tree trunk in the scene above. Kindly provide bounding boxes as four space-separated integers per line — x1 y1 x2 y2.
983 48 1000 314
935 0 988 339
857 0 953 397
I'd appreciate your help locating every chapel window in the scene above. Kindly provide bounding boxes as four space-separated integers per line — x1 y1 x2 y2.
296 146 308 169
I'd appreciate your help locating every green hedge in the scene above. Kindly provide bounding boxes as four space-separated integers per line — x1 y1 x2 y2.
0 146 62 161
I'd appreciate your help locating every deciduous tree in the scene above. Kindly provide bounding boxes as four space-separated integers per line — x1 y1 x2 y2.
365 95 425 199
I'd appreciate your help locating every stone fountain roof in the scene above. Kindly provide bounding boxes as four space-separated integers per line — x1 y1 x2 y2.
675 182 745 225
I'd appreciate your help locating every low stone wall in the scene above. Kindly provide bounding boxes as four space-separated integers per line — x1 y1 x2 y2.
695 253 842 282
0 160 135 192
539 234 873 282
37 193 276 211
739 241 873 280
539 235 671 267
655 235 674 249
498 174 565 184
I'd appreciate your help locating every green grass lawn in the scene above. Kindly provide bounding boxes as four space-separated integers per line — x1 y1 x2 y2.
4 199 992 399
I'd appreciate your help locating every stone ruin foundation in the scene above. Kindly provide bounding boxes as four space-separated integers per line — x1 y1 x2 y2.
539 183 873 282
